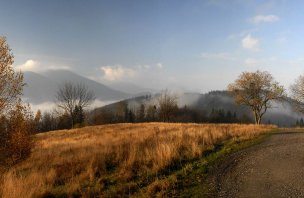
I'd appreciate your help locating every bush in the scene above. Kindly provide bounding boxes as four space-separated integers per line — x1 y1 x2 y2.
5 101 34 163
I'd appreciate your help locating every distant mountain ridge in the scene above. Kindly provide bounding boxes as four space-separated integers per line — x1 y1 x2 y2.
23 70 131 104
104 82 159 95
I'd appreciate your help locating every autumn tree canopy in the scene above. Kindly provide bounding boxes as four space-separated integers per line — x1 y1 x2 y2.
228 70 285 125
0 36 24 115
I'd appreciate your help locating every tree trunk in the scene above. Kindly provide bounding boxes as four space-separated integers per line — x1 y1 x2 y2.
253 110 261 125
257 116 261 125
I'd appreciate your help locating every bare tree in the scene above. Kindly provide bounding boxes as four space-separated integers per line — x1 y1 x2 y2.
56 82 95 127
290 75 304 113
157 90 178 122
228 70 285 125
0 36 24 115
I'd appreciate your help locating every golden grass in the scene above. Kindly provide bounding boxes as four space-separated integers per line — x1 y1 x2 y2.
0 123 276 197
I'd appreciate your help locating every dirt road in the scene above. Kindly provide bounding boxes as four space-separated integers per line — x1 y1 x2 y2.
209 133 304 198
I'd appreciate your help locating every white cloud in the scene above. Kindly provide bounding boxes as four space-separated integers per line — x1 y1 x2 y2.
244 57 277 67
251 14 279 24
201 52 235 60
94 63 171 89
28 101 56 113
15 59 70 72
156 63 163 69
242 34 259 51
15 59 39 71
244 58 260 66
100 63 163 81
100 65 136 81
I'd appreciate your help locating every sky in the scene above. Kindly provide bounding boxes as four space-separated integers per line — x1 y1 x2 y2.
2 0 304 93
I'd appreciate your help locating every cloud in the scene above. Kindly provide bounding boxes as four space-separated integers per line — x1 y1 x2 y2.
244 58 260 66
15 59 39 71
244 57 277 67
28 101 56 113
201 52 235 60
242 34 259 51
227 28 259 40
100 63 163 81
251 14 279 24
156 63 163 69
15 59 70 72
100 65 136 81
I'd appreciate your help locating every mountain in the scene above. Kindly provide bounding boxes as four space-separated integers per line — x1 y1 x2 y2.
192 91 301 126
104 82 158 95
23 70 131 105
94 91 302 127
23 71 58 104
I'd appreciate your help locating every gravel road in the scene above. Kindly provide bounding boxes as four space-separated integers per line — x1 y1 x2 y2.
208 133 304 198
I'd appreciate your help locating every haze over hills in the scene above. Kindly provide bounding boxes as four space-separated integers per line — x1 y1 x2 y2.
104 82 159 95
23 70 132 105
23 70 303 127
96 91 302 127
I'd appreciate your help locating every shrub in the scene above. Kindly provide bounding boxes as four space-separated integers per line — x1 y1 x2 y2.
6 101 34 164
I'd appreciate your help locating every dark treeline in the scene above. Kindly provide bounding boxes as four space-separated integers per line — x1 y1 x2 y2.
89 102 252 126
35 106 86 133
296 118 304 128
36 92 256 133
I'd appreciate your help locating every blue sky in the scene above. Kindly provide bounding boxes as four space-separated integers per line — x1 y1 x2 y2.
2 0 304 92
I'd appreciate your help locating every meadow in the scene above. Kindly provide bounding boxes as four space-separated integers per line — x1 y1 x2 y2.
0 123 276 197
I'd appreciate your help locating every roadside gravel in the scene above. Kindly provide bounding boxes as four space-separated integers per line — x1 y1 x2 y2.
208 133 304 198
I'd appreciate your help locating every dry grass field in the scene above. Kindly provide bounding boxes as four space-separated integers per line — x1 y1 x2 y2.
0 123 276 197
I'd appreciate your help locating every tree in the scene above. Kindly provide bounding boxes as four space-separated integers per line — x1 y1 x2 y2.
228 70 285 125
0 37 34 163
0 36 24 115
290 75 304 114
115 101 128 122
146 105 157 121
6 100 33 162
73 105 85 127
33 110 42 132
157 90 178 122
137 104 145 122
57 111 71 130
56 82 95 128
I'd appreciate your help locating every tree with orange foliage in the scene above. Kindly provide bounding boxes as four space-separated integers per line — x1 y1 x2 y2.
0 37 24 115
0 36 33 163
6 100 33 163
228 70 285 125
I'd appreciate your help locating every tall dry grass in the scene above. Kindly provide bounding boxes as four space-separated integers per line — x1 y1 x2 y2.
0 123 276 197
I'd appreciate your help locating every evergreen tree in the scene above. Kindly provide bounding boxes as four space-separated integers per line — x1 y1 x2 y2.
296 119 299 127
137 104 145 122
300 118 304 127
128 110 135 123
73 105 85 127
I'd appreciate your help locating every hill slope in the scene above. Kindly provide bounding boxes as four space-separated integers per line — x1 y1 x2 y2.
95 91 301 127
0 123 275 197
23 70 131 104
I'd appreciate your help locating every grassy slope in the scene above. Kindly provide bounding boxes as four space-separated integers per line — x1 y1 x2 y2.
0 123 276 198
158 134 271 197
